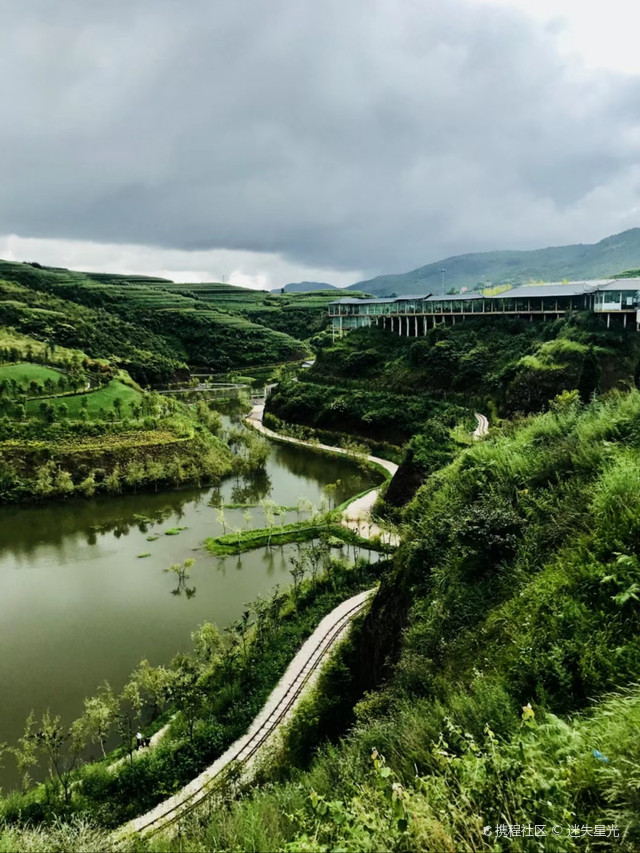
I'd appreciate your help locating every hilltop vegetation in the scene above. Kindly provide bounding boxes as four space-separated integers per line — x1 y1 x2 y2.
0 260 377 375
0 261 313 376
349 227 640 295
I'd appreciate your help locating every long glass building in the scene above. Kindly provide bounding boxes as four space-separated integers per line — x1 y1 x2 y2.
328 279 640 337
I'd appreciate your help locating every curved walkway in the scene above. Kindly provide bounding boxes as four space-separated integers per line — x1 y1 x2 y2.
116 588 374 840
473 412 489 439
246 403 399 546
114 404 401 840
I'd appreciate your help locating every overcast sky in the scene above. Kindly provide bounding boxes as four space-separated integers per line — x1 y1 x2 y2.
2 0 640 288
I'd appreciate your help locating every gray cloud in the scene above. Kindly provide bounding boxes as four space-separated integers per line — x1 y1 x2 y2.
1 0 640 277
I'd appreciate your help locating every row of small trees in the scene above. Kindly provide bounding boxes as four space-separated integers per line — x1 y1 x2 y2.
0 392 168 426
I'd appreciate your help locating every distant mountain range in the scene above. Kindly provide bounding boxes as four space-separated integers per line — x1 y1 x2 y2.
346 228 640 296
273 281 338 293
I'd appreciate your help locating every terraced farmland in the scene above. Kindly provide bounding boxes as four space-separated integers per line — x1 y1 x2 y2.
0 261 309 373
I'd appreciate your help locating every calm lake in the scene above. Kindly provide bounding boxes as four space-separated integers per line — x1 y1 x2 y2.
0 435 379 790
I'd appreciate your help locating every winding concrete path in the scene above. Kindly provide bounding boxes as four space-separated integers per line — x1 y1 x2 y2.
473 412 489 439
116 589 374 840
246 403 399 546
113 407 402 840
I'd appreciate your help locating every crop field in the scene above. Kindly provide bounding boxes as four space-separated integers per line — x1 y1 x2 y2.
24 379 141 419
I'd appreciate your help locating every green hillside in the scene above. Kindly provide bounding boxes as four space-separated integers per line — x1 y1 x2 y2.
349 227 640 296
0 261 310 373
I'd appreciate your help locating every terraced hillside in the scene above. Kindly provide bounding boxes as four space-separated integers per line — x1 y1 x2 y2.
0 261 310 374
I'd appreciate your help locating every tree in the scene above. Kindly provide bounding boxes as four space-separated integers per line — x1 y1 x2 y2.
77 681 118 758
168 654 205 741
164 558 196 596
113 397 122 418
191 622 222 667
34 462 55 498
33 709 86 802
54 468 74 496
289 553 307 607
115 680 143 763
323 481 340 510
261 499 277 546
11 711 38 793
79 471 96 497
105 464 121 494
125 461 146 492
216 506 227 534
133 660 173 719
146 459 165 490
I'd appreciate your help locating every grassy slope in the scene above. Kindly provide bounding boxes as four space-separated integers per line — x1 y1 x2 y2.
24 379 141 418
0 261 311 371
0 362 66 387
131 392 640 853
0 275 182 384
0 328 102 366
349 226 640 295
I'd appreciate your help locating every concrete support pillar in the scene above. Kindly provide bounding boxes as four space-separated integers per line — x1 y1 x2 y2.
607 314 611 329
339 316 343 337
423 315 427 335
624 313 628 329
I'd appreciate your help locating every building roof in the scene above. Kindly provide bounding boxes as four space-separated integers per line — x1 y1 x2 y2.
329 279 639 307
329 297 389 305
596 279 640 291
489 282 602 299
425 292 483 302
330 294 431 305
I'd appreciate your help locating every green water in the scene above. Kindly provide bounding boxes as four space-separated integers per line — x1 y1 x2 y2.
0 439 379 790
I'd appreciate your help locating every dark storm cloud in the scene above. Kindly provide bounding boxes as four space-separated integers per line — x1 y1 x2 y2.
1 0 640 274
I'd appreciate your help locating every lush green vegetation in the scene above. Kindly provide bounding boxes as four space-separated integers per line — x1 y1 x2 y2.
0 362 67 390
101 389 639 853
21 379 139 419
0 275 183 385
5 261 640 851
0 361 245 501
350 226 640 295
6 384 640 851
0 261 328 376
267 316 640 508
